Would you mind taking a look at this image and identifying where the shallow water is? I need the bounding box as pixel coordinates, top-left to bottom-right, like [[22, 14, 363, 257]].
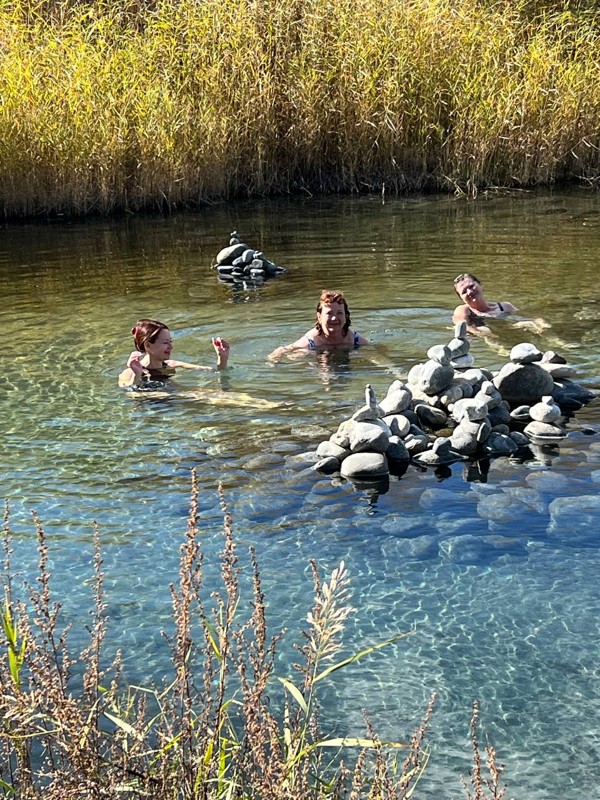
[[3, 189, 600, 797]]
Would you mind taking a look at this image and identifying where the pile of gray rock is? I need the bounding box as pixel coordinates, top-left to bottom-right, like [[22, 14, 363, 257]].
[[212, 231, 286, 287], [312, 322, 596, 481]]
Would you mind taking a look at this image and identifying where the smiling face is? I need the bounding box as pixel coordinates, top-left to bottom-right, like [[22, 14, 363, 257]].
[[317, 301, 347, 338], [454, 275, 484, 305], [144, 328, 173, 362]]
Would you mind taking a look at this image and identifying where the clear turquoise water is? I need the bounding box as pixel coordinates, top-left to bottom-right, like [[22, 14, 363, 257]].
[[3, 190, 600, 797]]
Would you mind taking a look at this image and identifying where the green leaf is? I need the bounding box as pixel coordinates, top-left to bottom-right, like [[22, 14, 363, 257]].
[[278, 677, 308, 714], [313, 630, 413, 684], [0, 778, 15, 794]]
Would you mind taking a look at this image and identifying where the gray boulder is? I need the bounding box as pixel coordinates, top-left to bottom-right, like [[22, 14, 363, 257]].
[[415, 361, 454, 395], [427, 344, 451, 365], [316, 441, 350, 460], [313, 457, 341, 474], [493, 362, 554, 405], [387, 435, 410, 461], [529, 397, 562, 423], [340, 452, 389, 479], [216, 243, 247, 264], [382, 414, 411, 438], [510, 343, 543, 364], [349, 421, 390, 453]]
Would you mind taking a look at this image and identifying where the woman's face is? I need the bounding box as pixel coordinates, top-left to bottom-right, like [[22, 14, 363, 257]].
[[455, 276, 483, 304], [145, 328, 173, 361], [317, 301, 347, 337]]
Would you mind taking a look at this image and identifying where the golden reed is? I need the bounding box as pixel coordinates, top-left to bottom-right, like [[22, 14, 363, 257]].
[[0, 0, 599, 216]]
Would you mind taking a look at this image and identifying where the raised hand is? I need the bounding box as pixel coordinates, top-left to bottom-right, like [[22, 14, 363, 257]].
[[127, 350, 145, 377], [212, 337, 230, 368]]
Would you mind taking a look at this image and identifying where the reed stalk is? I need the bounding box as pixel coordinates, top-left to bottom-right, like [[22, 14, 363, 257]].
[[0, 476, 443, 798], [0, 0, 599, 216]]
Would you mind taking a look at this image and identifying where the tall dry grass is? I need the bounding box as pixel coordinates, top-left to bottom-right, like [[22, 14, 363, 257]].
[[0, 0, 599, 215]]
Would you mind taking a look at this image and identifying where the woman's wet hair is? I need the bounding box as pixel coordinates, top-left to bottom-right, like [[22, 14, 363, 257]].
[[453, 273, 481, 295], [132, 319, 169, 353], [315, 290, 351, 335]]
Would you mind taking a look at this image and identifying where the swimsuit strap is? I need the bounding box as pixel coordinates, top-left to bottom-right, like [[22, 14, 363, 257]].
[[307, 338, 316, 350], [354, 331, 360, 348], [497, 302, 504, 312]]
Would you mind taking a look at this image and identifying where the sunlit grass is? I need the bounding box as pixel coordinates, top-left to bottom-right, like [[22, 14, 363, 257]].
[[0, 0, 599, 215]]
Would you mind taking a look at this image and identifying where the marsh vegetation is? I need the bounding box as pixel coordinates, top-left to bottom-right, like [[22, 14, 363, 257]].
[[1, 0, 599, 216]]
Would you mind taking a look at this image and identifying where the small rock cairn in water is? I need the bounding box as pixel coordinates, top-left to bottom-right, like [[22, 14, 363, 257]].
[[312, 322, 596, 480], [212, 231, 286, 287]]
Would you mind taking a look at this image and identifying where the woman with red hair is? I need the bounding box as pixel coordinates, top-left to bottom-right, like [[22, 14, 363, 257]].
[[118, 318, 229, 388], [268, 290, 369, 361]]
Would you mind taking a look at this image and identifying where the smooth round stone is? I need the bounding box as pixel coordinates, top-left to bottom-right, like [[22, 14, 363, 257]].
[[461, 367, 493, 386], [416, 361, 454, 395], [491, 424, 511, 436], [524, 420, 566, 438], [454, 321, 468, 338], [447, 337, 470, 358], [352, 403, 381, 422], [216, 243, 247, 264], [475, 418, 492, 443], [382, 413, 411, 438], [450, 354, 475, 369], [387, 435, 410, 461], [510, 342, 543, 364], [349, 422, 390, 453], [450, 424, 479, 455], [510, 405, 531, 421], [440, 384, 465, 406], [552, 380, 596, 409], [541, 362, 576, 379], [415, 403, 448, 429], [452, 397, 489, 422], [403, 433, 430, 455], [340, 452, 389, 479], [312, 457, 341, 474], [284, 451, 321, 466], [541, 350, 567, 365], [316, 441, 350, 460], [330, 419, 354, 448], [483, 432, 519, 455], [493, 363, 555, 405], [529, 400, 562, 423], [407, 363, 423, 383], [379, 389, 412, 415], [509, 431, 530, 447], [427, 344, 451, 365]]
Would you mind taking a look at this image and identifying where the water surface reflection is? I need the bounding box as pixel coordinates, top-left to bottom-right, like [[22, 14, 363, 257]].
[[2, 190, 600, 798]]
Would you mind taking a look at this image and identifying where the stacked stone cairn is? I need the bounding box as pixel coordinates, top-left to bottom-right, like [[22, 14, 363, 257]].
[[312, 322, 596, 481], [212, 231, 286, 287]]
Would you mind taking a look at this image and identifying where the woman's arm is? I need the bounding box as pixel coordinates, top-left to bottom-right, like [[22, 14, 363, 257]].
[[118, 351, 144, 387], [168, 338, 231, 371], [452, 305, 489, 336], [267, 333, 312, 361]]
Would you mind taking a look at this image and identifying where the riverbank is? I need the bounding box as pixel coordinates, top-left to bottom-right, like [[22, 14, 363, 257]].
[[0, 0, 599, 217]]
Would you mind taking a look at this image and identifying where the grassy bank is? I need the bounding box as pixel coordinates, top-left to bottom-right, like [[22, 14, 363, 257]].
[[0, 0, 599, 216], [0, 483, 510, 799]]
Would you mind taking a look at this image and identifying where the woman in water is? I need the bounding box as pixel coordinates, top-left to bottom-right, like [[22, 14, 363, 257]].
[[118, 318, 230, 388], [452, 272, 552, 341], [268, 289, 369, 360], [452, 273, 517, 335]]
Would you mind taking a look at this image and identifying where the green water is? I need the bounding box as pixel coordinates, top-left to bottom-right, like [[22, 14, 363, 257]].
[[3, 189, 600, 798]]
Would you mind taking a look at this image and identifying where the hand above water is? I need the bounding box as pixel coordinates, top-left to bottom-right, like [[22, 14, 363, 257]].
[[127, 350, 145, 377], [212, 337, 230, 368]]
